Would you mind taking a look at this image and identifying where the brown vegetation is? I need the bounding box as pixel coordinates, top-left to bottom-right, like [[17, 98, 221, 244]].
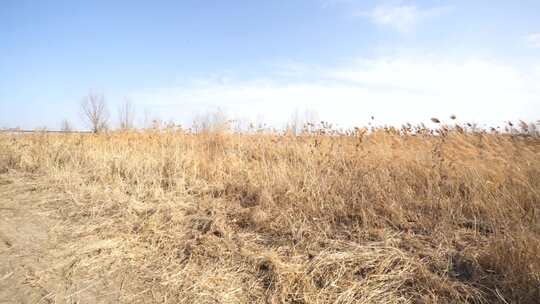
[[0, 125, 539, 303]]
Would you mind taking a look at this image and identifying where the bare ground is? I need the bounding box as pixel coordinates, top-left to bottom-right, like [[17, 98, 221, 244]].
[[0, 174, 121, 304]]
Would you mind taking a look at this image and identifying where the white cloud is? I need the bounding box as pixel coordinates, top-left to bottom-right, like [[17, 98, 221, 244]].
[[526, 33, 540, 48], [360, 3, 453, 33], [130, 56, 540, 128]]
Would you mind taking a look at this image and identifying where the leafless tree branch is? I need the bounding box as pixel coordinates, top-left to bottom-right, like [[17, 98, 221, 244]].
[[81, 92, 109, 133]]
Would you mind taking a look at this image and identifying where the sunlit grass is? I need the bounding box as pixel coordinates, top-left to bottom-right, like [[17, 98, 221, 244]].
[[1, 124, 539, 303]]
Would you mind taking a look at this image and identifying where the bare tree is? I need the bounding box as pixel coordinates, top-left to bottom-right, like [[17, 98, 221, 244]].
[[303, 109, 320, 133], [60, 119, 73, 132], [143, 108, 152, 129], [286, 108, 301, 135], [118, 99, 136, 130], [192, 108, 229, 133], [286, 108, 320, 135], [81, 92, 109, 133], [255, 113, 267, 132]]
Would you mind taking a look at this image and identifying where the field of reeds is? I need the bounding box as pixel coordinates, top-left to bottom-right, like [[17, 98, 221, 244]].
[[0, 124, 539, 303]]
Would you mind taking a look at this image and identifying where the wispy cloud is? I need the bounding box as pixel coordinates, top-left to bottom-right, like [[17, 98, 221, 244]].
[[130, 56, 539, 128], [526, 33, 540, 48], [359, 3, 454, 33]]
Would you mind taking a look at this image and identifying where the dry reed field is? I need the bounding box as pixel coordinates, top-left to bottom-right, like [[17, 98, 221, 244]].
[[0, 125, 539, 303]]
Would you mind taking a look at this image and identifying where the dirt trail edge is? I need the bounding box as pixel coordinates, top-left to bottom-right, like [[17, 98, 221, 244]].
[[0, 174, 119, 304]]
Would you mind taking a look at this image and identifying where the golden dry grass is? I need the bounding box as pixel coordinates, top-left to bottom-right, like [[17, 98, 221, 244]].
[[0, 126, 539, 303]]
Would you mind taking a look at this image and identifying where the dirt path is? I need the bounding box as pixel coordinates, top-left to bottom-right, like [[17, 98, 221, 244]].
[[0, 174, 56, 303], [0, 174, 120, 304]]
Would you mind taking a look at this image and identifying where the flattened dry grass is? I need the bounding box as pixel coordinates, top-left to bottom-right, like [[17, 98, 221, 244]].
[[1, 127, 539, 303]]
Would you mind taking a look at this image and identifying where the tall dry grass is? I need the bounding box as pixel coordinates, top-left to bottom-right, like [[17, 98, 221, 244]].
[[0, 125, 539, 303]]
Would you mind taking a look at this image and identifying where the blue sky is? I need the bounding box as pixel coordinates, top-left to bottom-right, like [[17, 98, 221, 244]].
[[1, 0, 539, 129]]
